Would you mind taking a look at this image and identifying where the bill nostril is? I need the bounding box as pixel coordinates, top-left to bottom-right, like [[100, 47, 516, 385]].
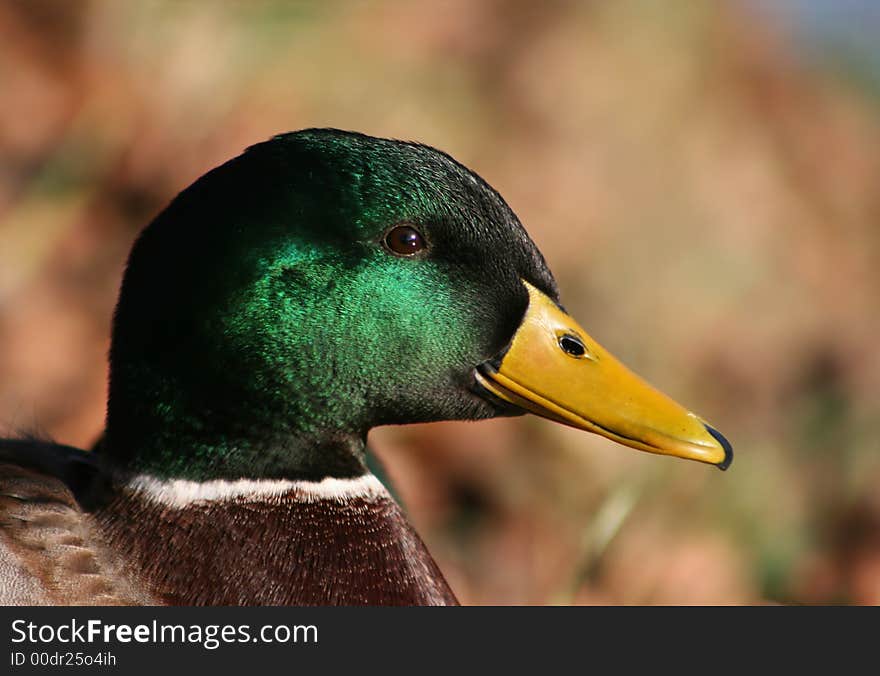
[[558, 334, 586, 358]]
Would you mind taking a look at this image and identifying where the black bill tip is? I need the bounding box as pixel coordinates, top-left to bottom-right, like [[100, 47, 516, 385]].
[[703, 424, 733, 471]]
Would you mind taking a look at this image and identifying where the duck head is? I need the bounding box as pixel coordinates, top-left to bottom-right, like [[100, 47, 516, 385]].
[[105, 129, 731, 482]]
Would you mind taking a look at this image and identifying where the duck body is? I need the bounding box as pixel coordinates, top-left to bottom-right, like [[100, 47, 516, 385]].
[[1, 440, 456, 605], [0, 129, 730, 605]]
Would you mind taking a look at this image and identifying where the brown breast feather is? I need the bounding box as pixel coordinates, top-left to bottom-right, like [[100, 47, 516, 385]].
[[95, 487, 460, 606], [0, 461, 459, 606]]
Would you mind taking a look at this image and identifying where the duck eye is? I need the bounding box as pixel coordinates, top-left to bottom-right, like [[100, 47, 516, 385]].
[[559, 334, 587, 358], [384, 225, 426, 256]]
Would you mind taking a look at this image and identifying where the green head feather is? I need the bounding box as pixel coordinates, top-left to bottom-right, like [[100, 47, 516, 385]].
[[106, 129, 557, 481]]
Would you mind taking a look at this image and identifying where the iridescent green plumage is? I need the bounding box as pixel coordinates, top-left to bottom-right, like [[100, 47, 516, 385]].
[[106, 129, 558, 481]]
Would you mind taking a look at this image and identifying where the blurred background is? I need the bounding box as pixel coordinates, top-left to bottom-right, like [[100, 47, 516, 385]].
[[1, 0, 879, 605]]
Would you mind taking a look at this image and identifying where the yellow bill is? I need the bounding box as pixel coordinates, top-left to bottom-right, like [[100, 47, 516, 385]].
[[475, 280, 732, 469]]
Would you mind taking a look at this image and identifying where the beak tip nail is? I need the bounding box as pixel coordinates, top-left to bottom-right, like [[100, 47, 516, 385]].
[[703, 423, 733, 471]]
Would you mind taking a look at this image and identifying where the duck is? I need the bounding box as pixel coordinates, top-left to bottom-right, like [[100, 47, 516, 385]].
[[0, 129, 732, 606]]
